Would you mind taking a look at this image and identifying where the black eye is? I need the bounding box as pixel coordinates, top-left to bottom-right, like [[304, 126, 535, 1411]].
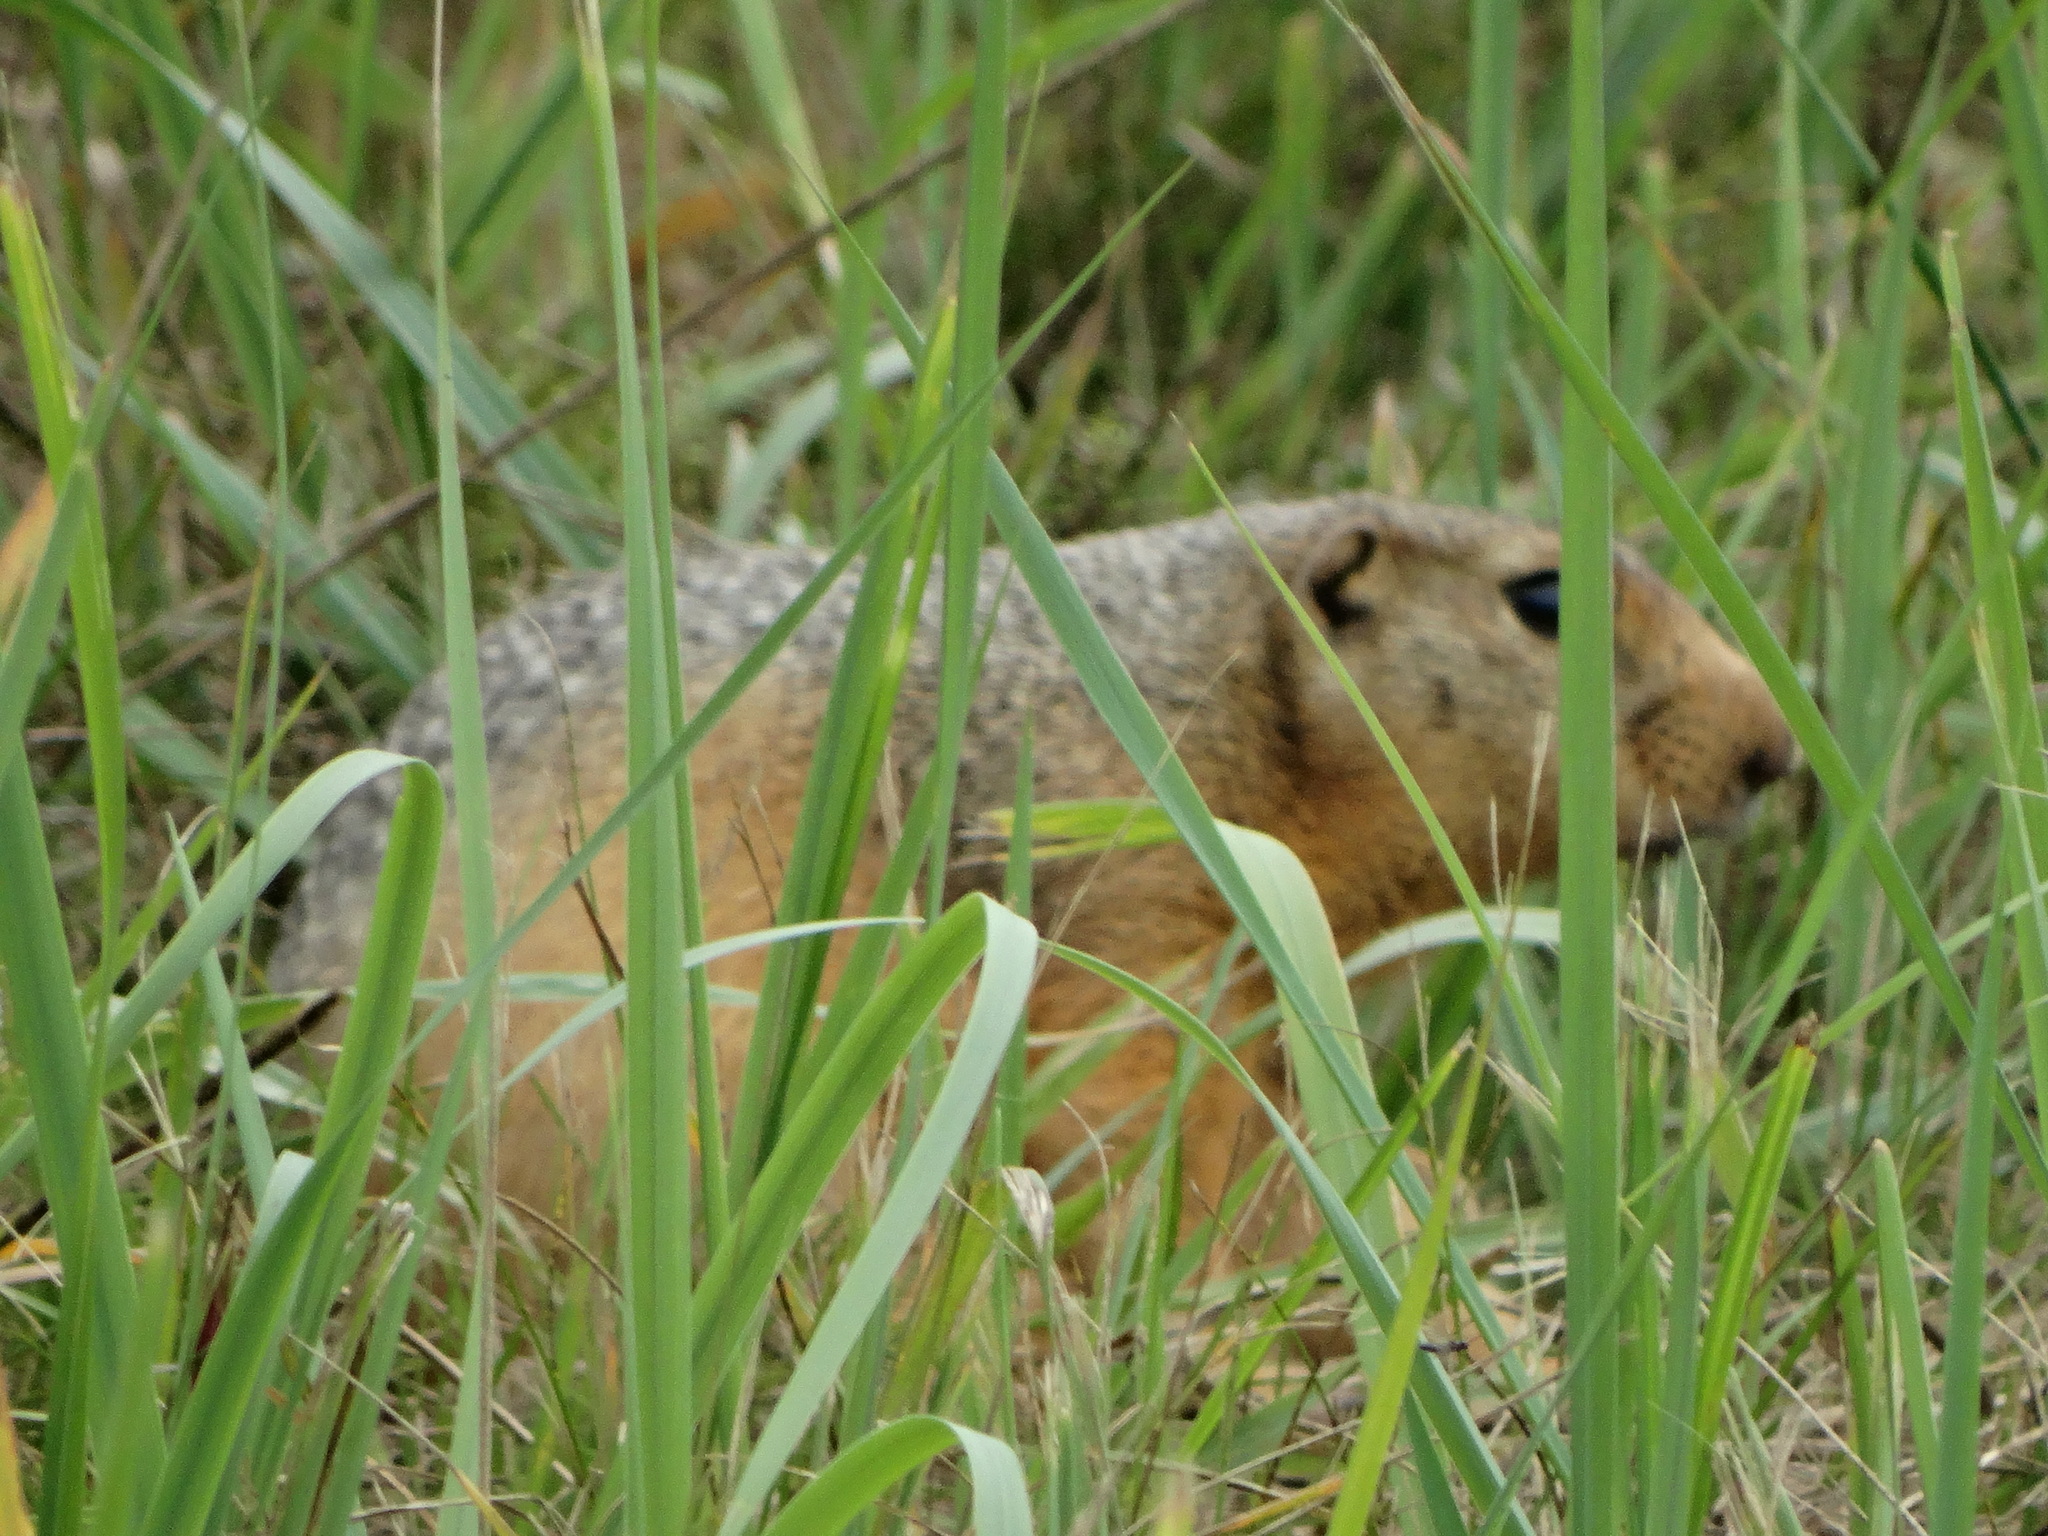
[[1502, 570, 1560, 639]]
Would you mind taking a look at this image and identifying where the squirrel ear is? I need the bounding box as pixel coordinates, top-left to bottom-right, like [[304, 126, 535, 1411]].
[[1303, 527, 1379, 628]]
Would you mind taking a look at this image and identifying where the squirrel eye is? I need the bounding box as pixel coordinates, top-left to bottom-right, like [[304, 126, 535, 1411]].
[[1502, 570, 1561, 639]]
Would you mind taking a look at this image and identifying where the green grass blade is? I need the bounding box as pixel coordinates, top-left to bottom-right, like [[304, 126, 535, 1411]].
[[1926, 880, 2002, 1536], [1615, 149, 1671, 422], [1468, 0, 1520, 503], [296, 779, 472, 1536], [1979, 0, 2048, 388], [754, 1416, 1031, 1536], [0, 739, 158, 1474], [571, 4, 695, 1532], [636, 0, 724, 1270], [1644, 1043, 1711, 1536], [0, 174, 95, 752], [92, 1206, 175, 1536], [338, 0, 381, 205], [1829, 147, 1921, 1018], [1928, 230, 2026, 1522], [1943, 234, 2048, 1126], [1828, 1205, 1891, 1536], [1870, 1142, 1939, 1481], [40, 1145, 99, 1536], [925, 0, 1011, 916], [724, 0, 835, 231], [424, 7, 504, 1526], [1684, 1042, 1815, 1533], [1557, 0, 1622, 1524], [1328, 1011, 1496, 1535], [693, 899, 988, 1402], [1270, 13, 1328, 327], [171, 843, 275, 1202], [57, 490, 122, 1013], [0, 163, 128, 1012], [300, 759, 443, 1257], [716, 897, 1034, 1536], [1771, 0, 1812, 379], [446, 0, 632, 270], [135, 1139, 352, 1536], [219, 0, 301, 951], [1213, 821, 1395, 1234], [427, 0, 501, 1083]]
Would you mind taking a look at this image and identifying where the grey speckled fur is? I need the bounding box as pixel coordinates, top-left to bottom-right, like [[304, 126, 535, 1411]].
[[268, 495, 1418, 989]]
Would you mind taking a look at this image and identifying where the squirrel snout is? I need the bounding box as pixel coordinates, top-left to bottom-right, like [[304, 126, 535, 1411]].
[[1728, 675, 1795, 801], [1739, 734, 1792, 793], [1637, 635, 1796, 834]]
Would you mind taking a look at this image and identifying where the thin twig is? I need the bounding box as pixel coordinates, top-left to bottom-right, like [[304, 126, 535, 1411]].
[[1, 992, 342, 1239]]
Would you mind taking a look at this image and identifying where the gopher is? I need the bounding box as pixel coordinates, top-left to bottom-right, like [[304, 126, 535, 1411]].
[[272, 492, 1791, 1259]]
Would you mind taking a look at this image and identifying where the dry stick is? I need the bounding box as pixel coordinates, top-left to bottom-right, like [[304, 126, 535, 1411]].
[[2, 993, 345, 1239], [125, 0, 1222, 664]]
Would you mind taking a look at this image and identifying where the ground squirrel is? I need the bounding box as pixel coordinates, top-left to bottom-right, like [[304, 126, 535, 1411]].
[[272, 492, 1792, 1258]]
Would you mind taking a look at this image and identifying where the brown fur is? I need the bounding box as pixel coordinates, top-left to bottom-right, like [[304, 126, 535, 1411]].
[[271, 493, 1791, 1262]]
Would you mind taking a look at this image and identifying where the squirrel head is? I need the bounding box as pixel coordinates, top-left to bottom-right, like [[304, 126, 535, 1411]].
[[1278, 497, 1794, 881]]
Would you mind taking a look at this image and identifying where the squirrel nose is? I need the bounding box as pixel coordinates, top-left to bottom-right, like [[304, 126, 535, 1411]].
[[1738, 727, 1794, 793]]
